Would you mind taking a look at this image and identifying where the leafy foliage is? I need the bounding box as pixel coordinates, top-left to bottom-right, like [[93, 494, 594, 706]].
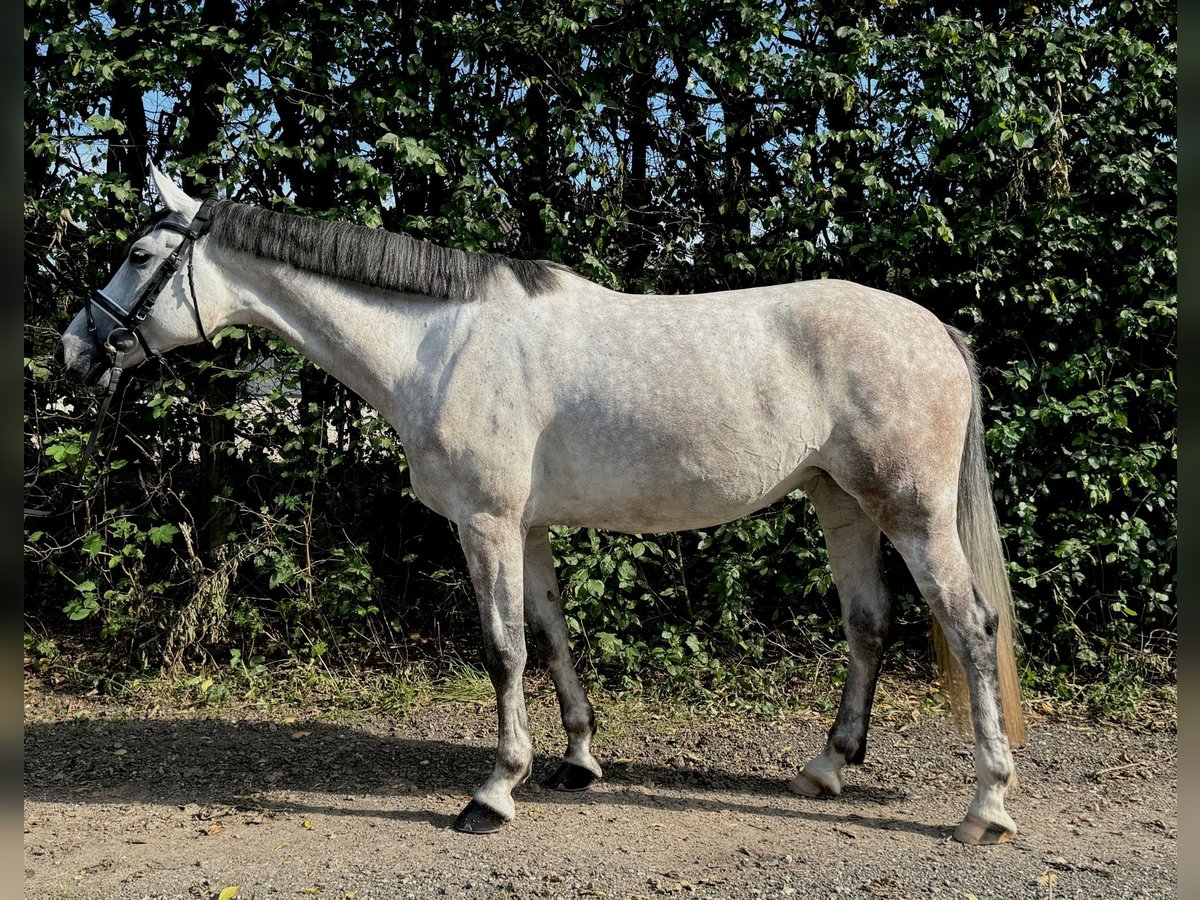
[[25, 1, 1175, 695]]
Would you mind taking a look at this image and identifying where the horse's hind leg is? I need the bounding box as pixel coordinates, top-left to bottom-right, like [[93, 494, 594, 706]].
[[888, 521, 1017, 843], [790, 472, 892, 799], [523, 526, 603, 790]]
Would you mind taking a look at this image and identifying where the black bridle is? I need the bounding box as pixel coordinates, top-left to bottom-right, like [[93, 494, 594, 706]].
[[25, 199, 220, 518], [86, 198, 218, 362], [74, 198, 218, 479]]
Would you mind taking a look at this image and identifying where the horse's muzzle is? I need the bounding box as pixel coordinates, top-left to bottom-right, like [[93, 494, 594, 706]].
[[56, 332, 111, 387]]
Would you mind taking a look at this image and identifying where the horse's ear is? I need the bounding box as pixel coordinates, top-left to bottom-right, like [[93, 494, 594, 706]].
[[148, 162, 202, 219]]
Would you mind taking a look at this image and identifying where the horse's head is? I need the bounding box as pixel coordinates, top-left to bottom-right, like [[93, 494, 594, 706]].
[[57, 165, 215, 387]]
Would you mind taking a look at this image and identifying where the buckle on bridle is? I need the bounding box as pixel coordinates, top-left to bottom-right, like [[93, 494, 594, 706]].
[[105, 327, 139, 355]]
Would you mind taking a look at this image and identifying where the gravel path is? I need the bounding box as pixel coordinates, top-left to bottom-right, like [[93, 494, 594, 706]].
[[24, 678, 1176, 899]]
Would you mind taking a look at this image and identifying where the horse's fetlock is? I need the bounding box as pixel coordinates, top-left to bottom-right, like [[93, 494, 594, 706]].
[[989, 763, 1014, 787], [563, 710, 593, 739], [829, 738, 865, 765], [497, 746, 532, 779], [847, 738, 867, 765]]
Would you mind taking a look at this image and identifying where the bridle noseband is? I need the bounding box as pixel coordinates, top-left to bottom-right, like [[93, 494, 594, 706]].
[[86, 198, 218, 362]]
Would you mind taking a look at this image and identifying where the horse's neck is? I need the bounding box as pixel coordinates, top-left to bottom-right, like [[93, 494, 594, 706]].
[[217, 251, 464, 437]]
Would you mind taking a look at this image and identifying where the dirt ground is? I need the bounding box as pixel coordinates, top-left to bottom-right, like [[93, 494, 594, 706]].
[[24, 675, 1176, 899]]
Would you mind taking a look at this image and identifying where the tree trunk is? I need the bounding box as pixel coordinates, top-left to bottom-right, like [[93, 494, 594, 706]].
[[714, 13, 755, 288], [102, 0, 151, 194], [177, 0, 240, 559], [622, 65, 657, 289]]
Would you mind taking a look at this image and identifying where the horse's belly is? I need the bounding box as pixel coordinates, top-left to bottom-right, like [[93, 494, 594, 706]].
[[532, 430, 821, 532], [546, 494, 800, 534]]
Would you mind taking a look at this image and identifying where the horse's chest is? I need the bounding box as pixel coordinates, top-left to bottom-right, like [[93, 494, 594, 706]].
[[402, 416, 540, 522]]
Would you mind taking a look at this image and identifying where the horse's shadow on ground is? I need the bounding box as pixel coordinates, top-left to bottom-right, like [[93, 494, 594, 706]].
[[24, 716, 949, 840]]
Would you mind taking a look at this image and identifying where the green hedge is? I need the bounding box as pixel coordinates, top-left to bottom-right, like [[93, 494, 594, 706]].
[[24, 1, 1175, 693]]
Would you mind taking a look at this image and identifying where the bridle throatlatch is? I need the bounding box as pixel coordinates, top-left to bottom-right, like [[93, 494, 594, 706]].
[[75, 198, 218, 480]]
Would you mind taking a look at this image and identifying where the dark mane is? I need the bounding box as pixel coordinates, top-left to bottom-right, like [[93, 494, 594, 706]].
[[206, 200, 565, 301]]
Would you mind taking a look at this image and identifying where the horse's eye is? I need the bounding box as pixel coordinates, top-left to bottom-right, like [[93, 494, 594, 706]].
[[129, 249, 151, 265]]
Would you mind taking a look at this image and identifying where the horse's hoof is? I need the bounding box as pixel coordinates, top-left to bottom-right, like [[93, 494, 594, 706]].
[[953, 812, 1016, 845], [454, 799, 510, 834], [546, 761, 598, 792], [788, 769, 835, 798]]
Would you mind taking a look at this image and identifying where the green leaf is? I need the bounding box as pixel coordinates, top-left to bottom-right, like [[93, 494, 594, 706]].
[[148, 524, 180, 546]]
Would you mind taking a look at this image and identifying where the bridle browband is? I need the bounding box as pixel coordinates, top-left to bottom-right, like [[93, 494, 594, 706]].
[[73, 198, 218, 480]]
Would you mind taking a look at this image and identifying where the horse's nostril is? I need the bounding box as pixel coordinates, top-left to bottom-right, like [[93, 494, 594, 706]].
[[53, 341, 65, 368]]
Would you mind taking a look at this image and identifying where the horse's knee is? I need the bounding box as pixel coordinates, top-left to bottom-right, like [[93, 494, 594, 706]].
[[481, 636, 526, 684]]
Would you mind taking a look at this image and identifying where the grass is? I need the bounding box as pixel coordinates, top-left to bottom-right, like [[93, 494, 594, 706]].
[[430, 662, 496, 705], [23, 630, 1176, 732]]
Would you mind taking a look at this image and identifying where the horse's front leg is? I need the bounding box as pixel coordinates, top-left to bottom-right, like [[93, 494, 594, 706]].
[[454, 512, 533, 834], [523, 526, 603, 791]]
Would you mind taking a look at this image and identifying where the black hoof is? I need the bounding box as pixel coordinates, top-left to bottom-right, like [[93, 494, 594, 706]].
[[546, 761, 598, 792], [454, 799, 509, 834]]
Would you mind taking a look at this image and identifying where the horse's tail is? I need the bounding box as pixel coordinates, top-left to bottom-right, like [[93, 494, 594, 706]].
[[934, 326, 1027, 747]]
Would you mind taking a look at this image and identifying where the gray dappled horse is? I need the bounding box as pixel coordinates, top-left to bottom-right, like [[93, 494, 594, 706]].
[[58, 166, 1026, 844]]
